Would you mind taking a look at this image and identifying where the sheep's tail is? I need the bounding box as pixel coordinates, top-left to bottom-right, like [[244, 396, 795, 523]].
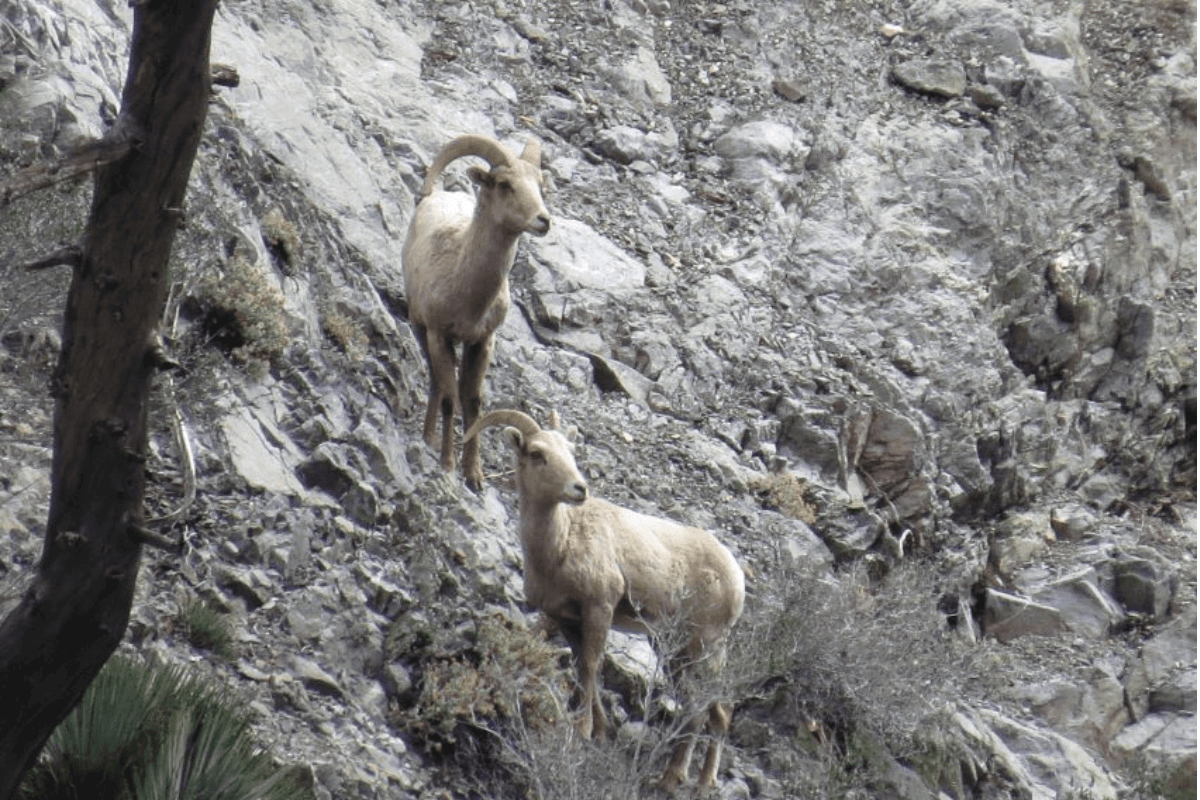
[[421, 134, 515, 197], [463, 409, 541, 443]]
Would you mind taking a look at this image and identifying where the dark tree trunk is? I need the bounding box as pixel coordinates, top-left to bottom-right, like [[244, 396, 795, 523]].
[[0, 2, 218, 795]]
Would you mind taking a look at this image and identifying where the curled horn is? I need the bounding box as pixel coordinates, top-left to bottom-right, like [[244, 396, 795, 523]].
[[519, 137, 542, 167], [463, 409, 541, 444], [421, 134, 516, 197]]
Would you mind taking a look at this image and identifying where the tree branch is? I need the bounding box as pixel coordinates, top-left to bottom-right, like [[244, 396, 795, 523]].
[[0, 117, 141, 208], [127, 524, 182, 554], [19, 244, 83, 272]]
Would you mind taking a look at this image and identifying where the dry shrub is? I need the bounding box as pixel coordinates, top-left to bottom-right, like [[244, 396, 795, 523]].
[[260, 208, 302, 266], [751, 472, 818, 523], [726, 559, 968, 790], [401, 613, 569, 755], [196, 256, 289, 369], [320, 306, 368, 361]]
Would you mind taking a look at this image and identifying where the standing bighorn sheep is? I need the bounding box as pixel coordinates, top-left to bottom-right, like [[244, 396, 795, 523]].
[[402, 134, 550, 489], [465, 409, 746, 791]]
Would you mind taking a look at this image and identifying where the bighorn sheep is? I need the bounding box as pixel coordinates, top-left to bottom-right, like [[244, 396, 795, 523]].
[[465, 410, 746, 791], [402, 134, 550, 489]]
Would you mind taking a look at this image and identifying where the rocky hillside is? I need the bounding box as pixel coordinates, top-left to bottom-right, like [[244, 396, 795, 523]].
[[0, 0, 1195, 798]]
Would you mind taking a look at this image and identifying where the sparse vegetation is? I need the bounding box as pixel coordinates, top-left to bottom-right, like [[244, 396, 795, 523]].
[[737, 561, 963, 744], [1125, 752, 1199, 800], [399, 560, 972, 800], [724, 560, 971, 795]]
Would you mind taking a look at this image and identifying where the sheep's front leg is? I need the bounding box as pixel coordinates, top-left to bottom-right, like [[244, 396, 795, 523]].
[[424, 331, 459, 471], [411, 325, 437, 445], [560, 605, 612, 739], [458, 335, 493, 490]]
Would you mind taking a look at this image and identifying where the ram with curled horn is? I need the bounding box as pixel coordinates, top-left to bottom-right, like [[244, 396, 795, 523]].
[[464, 409, 746, 792], [401, 134, 550, 489]]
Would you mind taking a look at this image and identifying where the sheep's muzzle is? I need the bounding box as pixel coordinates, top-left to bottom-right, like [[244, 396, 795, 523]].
[[563, 480, 587, 505]]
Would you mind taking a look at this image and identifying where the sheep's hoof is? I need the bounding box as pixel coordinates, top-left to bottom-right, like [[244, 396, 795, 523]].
[[654, 771, 685, 795], [572, 710, 601, 740]]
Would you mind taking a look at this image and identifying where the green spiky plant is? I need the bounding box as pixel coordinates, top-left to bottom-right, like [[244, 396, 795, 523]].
[[179, 598, 235, 660], [20, 654, 308, 800]]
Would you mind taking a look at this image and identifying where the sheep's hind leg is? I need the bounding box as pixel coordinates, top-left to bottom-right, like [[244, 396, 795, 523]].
[[658, 648, 720, 792], [696, 700, 732, 789], [458, 336, 493, 490], [658, 711, 701, 792]]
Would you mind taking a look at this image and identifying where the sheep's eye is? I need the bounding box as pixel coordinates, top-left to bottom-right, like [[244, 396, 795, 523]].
[[529, 449, 546, 465], [497, 179, 513, 193]]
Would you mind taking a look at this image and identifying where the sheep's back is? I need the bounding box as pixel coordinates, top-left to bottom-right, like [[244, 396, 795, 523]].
[[588, 500, 743, 630]]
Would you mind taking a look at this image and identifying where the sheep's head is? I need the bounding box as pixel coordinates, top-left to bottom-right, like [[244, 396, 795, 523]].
[[422, 135, 550, 237], [464, 410, 586, 505]]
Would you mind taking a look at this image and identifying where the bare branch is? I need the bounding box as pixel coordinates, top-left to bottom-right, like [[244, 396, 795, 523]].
[[0, 117, 142, 208], [19, 244, 83, 272], [127, 524, 182, 554]]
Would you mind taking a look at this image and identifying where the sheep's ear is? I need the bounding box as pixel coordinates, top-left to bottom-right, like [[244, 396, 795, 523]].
[[502, 426, 525, 453], [468, 164, 493, 187]]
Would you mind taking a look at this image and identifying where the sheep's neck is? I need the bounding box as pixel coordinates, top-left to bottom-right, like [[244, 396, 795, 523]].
[[518, 497, 573, 570], [458, 215, 520, 317]]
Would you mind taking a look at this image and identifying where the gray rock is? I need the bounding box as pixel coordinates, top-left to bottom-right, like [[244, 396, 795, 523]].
[[292, 655, 345, 699], [609, 45, 673, 109], [1049, 505, 1097, 541], [1111, 712, 1197, 778], [1124, 612, 1197, 720], [977, 708, 1119, 800], [593, 123, 678, 166], [1013, 665, 1130, 757], [1112, 555, 1173, 619], [990, 510, 1053, 578], [984, 589, 1068, 643], [1033, 568, 1126, 638], [892, 59, 968, 98]]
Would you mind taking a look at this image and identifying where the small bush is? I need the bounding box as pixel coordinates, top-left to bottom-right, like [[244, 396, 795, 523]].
[[260, 208, 302, 266], [400, 613, 569, 754], [751, 472, 818, 523], [458, 607, 742, 800], [196, 255, 289, 368], [1125, 752, 1198, 800], [179, 598, 235, 659], [321, 306, 368, 361], [19, 654, 308, 800], [726, 560, 967, 792]]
